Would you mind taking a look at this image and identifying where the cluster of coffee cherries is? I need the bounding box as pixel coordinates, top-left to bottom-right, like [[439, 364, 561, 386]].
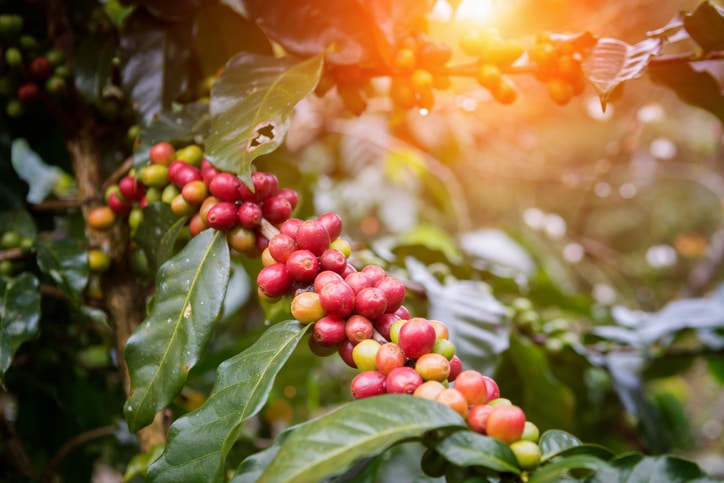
[[530, 32, 590, 106], [460, 27, 524, 105], [254, 208, 542, 471], [0, 14, 69, 118], [87, 142, 297, 257]]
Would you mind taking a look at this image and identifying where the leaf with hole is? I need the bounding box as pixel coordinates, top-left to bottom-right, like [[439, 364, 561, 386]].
[[205, 53, 323, 180], [147, 320, 308, 482], [124, 230, 230, 432]]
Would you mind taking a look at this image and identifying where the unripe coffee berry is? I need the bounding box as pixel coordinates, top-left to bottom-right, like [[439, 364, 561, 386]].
[[452, 370, 488, 405], [150, 142, 176, 165], [226, 226, 256, 252], [291, 291, 325, 325], [413, 380, 446, 401], [375, 342, 406, 376], [414, 353, 450, 382], [352, 338, 381, 371], [434, 388, 468, 418]]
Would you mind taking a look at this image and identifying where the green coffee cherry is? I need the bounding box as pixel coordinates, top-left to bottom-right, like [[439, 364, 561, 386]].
[[5, 47, 23, 67]]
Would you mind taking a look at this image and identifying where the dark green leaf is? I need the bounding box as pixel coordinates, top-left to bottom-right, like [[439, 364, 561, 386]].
[[584, 453, 717, 483], [648, 62, 724, 125], [683, 1, 724, 52], [74, 33, 117, 105], [194, 3, 271, 80], [123, 444, 164, 482], [433, 430, 520, 474], [241, 0, 435, 65], [546, 444, 615, 463], [137, 0, 202, 22], [36, 238, 89, 306], [582, 38, 663, 104], [406, 257, 509, 374], [120, 8, 195, 123], [539, 430, 582, 461], [707, 355, 724, 383], [147, 320, 308, 482], [0, 207, 36, 238], [258, 395, 467, 483], [133, 103, 210, 169], [124, 230, 230, 432], [0, 273, 40, 382], [132, 203, 186, 272], [506, 335, 577, 432], [232, 424, 296, 482], [529, 455, 610, 483], [205, 53, 323, 179]]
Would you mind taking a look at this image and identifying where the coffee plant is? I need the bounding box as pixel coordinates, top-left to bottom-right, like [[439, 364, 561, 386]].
[[1, 0, 723, 481]]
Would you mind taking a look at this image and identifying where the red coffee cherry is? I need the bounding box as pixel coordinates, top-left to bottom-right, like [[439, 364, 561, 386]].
[[107, 192, 132, 217], [453, 370, 488, 405], [257, 263, 293, 298], [373, 313, 400, 341], [435, 388, 469, 418], [485, 405, 526, 444], [189, 212, 208, 236], [375, 342, 406, 376], [28, 57, 52, 81], [337, 340, 357, 368], [238, 202, 263, 228], [374, 276, 406, 313], [285, 249, 320, 283], [200, 158, 219, 185], [398, 317, 436, 359], [167, 160, 186, 186], [150, 142, 176, 166], [251, 171, 279, 201], [319, 248, 347, 274], [345, 314, 374, 345], [280, 217, 303, 238], [318, 212, 343, 240], [296, 219, 331, 256], [172, 164, 202, 188], [482, 375, 500, 400], [361, 265, 386, 285], [313, 316, 347, 346], [395, 305, 411, 320], [448, 355, 463, 382], [206, 201, 238, 230], [345, 271, 372, 294], [209, 172, 242, 202], [312, 270, 344, 292], [467, 404, 494, 434], [119, 175, 146, 201], [386, 366, 423, 395], [268, 233, 298, 263], [354, 287, 388, 320], [261, 195, 293, 225], [319, 280, 355, 318], [350, 371, 386, 399], [17, 83, 40, 103], [276, 188, 299, 209]]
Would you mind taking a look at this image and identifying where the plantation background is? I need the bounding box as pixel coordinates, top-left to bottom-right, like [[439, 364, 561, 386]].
[[0, 0, 723, 481]]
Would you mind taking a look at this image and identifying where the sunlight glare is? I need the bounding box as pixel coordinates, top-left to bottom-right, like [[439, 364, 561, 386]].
[[455, 0, 495, 22]]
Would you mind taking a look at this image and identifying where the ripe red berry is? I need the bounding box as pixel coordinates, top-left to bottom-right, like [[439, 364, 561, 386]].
[[107, 192, 132, 217], [280, 218, 303, 238], [167, 160, 186, 186], [200, 159, 219, 185], [312, 316, 347, 346], [119, 175, 146, 201], [398, 317, 436, 359], [251, 171, 278, 201], [350, 371, 386, 399], [209, 172, 242, 202], [257, 263, 293, 298], [313, 270, 344, 292], [395, 305, 411, 320], [452, 370, 488, 405], [150, 142, 176, 166], [172, 164, 202, 188], [345, 314, 374, 345], [345, 271, 372, 294], [238, 202, 263, 228], [28, 57, 52, 81], [189, 212, 208, 236], [206, 201, 238, 230], [485, 405, 526, 444], [375, 342, 406, 376], [448, 355, 463, 382], [285, 249, 319, 282], [375, 276, 406, 313], [318, 212, 343, 240], [386, 366, 423, 395], [17, 83, 40, 103], [319, 280, 355, 318], [268, 233, 298, 263], [337, 340, 357, 368], [296, 219, 331, 256], [319, 248, 347, 274], [276, 188, 299, 209], [483, 375, 500, 400], [361, 265, 386, 285], [467, 404, 494, 434], [354, 287, 388, 320], [261, 195, 293, 225]]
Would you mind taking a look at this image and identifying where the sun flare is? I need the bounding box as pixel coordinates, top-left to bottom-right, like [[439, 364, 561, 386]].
[[455, 0, 496, 22]]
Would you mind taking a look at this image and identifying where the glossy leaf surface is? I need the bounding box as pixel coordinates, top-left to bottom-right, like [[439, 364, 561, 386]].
[[0, 273, 40, 382]]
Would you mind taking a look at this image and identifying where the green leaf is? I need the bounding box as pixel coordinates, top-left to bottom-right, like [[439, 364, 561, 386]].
[[539, 430, 582, 461], [0, 207, 37, 238], [529, 455, 610, 483], [74, 33, 117, 105], [124, 230, 230, 432], [648, 62, 724, 125], [506, 335, 577, 432], [0, 273, 40, 382], [584, 453, 717, 483], [683, 1, 724, 53], [232, 425, 295, 482], [582, 38, 663, 105], [546, 444, 615, 463], [258, 395, 467, 483], [123, 444, 164, 482], [205, 53, 323, 179], [133, 103, 210, 170], [132, 203, 187, 273], [36, 238, 89, 306], [433, 430, 520, 474], [147, 320, 309, 483], [120, 8, 195, 123]]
